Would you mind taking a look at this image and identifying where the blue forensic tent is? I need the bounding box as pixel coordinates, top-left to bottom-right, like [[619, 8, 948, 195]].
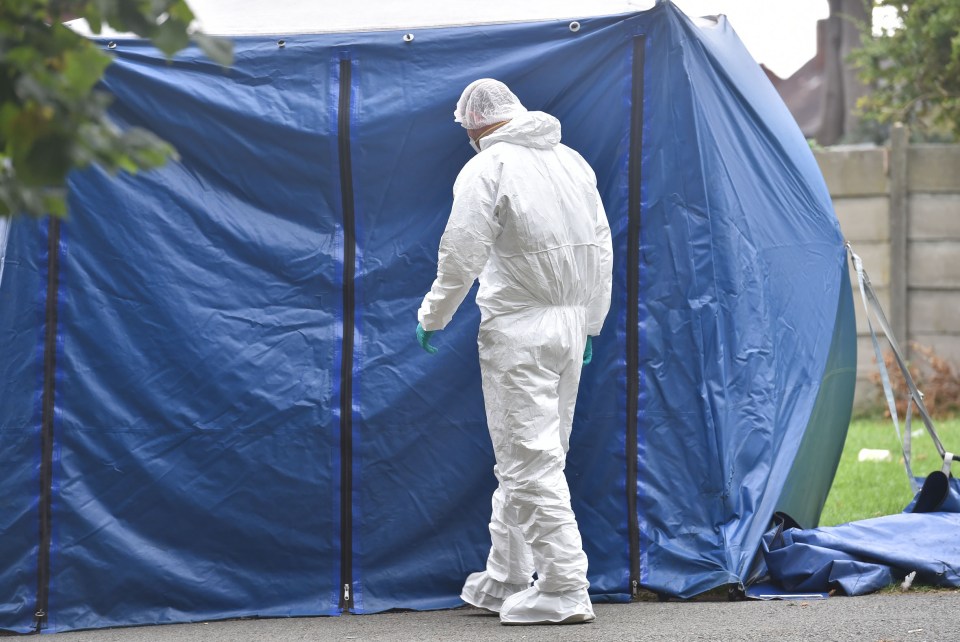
[[0, 0, 856, 633]]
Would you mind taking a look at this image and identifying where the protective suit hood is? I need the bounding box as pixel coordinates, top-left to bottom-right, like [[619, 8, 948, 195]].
[[480, 111, 561, 151]]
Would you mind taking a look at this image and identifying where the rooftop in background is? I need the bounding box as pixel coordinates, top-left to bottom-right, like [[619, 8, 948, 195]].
[[760, 19, 830, 139], [673, 0, 829, 77]]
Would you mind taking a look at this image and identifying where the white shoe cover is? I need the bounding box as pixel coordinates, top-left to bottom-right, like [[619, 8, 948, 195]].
[[460, 571, 530, 613], [499, 585, 596, 625]]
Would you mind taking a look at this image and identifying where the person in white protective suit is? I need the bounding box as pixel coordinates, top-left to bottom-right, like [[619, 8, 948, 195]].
[[415, 79, 613, 625]]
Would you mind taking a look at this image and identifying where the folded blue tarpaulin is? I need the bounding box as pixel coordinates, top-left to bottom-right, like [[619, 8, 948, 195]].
[[763, 472, 960, 596]]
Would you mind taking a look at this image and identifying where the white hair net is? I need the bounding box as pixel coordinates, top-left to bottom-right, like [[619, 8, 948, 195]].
[[454, 79, 527, 130]]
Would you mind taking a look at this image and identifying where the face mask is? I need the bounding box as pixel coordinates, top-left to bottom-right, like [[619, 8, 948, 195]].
[[469, 138, 481, 154]]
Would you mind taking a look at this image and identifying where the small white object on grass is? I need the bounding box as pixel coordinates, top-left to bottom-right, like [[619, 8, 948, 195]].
[[857, 448, 892, 462], [901, 571, 917, 591]]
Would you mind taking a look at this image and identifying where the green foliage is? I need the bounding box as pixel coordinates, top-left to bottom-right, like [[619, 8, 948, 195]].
[[853, 0, 960, 141], [0, 0, 232, 218]]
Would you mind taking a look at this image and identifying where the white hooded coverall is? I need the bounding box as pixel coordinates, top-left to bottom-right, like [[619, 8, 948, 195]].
[[417, 109, 613, 623]]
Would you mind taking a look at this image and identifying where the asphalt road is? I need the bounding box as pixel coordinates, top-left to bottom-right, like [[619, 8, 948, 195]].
[[48, 590, 960, 642]]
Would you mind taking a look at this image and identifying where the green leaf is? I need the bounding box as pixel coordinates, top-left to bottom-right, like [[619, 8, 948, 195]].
[[122, 126, 178, 166], [19, 131, 73, 186], [4, 45, 43, 69], [192, 32, 233, 66], [166, 0, 196, 24], [7, 102, 52, 158], [855, 0, 960, 139], [42, 190, 68, 218], [0, 102, 21, 139], [151, 18, 191, 57], [61, 45, 113, 97], [115, 154, 138, 173], [0, 0, 235, 219]]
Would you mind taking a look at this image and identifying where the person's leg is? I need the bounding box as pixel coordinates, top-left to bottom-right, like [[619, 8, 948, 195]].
[[557, 334, 586, 456], [461, 322, 538, 612], [497, 327, 593, 624], [460, 483, 534, 612], [477, 311, 593, 623], [485, 483, 536, 583]]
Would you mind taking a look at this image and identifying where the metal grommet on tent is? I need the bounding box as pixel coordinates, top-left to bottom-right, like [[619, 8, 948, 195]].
[[277, 39, 286, 48], [107, 41, 117, 49], [403, 33, 415, 43], [569, 21, 581, 33]]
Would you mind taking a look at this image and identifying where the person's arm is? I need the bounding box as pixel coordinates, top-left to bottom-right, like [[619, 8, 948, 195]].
[[586, 191, 613, 336], [418, 159, 502, 331]]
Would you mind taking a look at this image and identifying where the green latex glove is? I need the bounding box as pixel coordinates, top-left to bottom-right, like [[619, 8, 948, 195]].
[[583, 336, 593, 365], [416, 322, 438, 355]]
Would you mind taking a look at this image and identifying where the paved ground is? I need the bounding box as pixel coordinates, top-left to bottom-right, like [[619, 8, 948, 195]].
[[46, 590, 960, 642]]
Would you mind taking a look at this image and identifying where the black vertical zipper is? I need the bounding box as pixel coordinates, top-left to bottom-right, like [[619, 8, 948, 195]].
[[337, 57, 357, 611], [626, 36, 645, 597], [35, 216, 62, 631]]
